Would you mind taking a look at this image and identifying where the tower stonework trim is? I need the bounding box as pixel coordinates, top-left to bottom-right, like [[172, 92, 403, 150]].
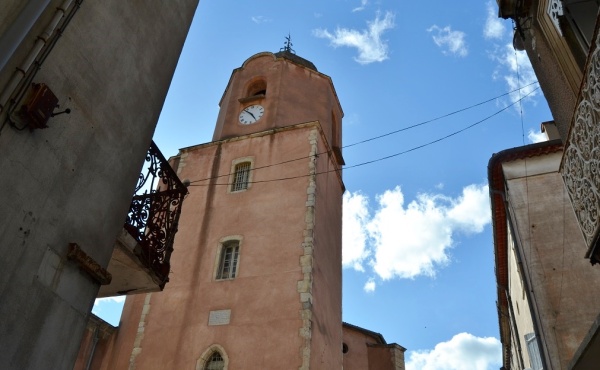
[[129, 293, 152, 370], [298, 128, 319, 369]]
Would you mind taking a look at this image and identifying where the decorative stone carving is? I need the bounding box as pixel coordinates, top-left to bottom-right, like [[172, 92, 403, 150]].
[[547, 0, 564, 35], [562, 22, 600, 263]]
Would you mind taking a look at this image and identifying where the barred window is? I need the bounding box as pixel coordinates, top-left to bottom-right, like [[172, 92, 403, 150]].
[[217, 241, 240, 280], [204, 351, 224, 370], [231, 162, 251, 192]]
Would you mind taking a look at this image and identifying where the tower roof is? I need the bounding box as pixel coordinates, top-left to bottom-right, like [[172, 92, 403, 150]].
[[273, 50, 318, 72], [274, 34, 318, 71]]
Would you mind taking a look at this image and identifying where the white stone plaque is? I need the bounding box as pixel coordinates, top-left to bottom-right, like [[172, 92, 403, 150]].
[[208, 309, 231, 326]]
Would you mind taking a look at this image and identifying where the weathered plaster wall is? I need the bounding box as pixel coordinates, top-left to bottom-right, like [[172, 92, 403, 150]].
[[342, 325, 405, 370], [518, 0, 580, 141], [106, 50, 346, 369], [309, 130, 344, 369], [507, 228, 536, 369], [0, 1, 198, 369], [73, 316, 118, 370], [116, 126, 322, 369], [111, 123, 345, 370], [342, 327, 373, 369], [367, 345, 405, 370], [503, 154, 600, 368]]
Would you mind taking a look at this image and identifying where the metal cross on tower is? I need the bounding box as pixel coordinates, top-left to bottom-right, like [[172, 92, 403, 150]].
[[280, 33, 295, 54]]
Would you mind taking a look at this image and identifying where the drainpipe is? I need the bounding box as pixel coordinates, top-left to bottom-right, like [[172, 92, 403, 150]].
[[85, 326, 99, 370], [0, 0, 74, 114], [0, 0, 51, 73]]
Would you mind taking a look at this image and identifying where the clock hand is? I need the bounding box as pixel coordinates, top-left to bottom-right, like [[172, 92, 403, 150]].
[[244, 108, 256, 120]]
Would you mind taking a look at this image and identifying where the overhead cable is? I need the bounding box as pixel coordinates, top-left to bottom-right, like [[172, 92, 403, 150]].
[[189, 86, 540, 187], [188, 82, 539, 185]]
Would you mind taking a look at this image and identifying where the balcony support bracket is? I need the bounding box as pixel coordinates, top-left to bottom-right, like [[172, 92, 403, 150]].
[[67, 243, 112, 285]]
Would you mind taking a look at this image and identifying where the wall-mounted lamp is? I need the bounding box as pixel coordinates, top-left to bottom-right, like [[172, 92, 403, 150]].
[[19, 83, 69, 130]]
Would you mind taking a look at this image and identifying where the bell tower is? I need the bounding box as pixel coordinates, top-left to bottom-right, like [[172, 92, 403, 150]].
[[111, 48, 345, 369], [212, 49, 344, 166]]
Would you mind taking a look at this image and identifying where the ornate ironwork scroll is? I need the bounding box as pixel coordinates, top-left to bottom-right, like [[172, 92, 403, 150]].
[[547, 0, 564, 36], [562, 16, 600, 264], [125, 141, 188, 286]]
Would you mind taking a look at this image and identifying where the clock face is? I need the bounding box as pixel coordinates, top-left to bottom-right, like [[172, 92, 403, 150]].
[[239, 104, 264, 124]]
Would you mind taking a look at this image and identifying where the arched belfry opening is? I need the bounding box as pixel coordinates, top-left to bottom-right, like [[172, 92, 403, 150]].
[[245, 78, 266, 98]]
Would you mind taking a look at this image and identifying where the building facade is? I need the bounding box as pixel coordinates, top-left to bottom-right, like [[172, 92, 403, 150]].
[[0, 1, 196, 369], [489, 135, 600, 369], [113, 50, 345, 370], [81, 50, 405, 370], [342, 323, 406, 370], [492, 1, 600, 368]]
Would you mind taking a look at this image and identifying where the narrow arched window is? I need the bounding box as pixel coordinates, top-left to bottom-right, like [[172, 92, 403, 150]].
[[204, 351, 224, 370], [196, 345, 228, 370]]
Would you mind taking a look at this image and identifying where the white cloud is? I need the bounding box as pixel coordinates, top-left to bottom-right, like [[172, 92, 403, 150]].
[[406, 333, 502, 370], [251, 16, 271, 24], [92, 297, 126, 326], [364, 278, 376, 292], [92, 295, 125, 314], [353, 0, 368, 12], [495, 43, 538, 104], [446, 184, 491, 234], [313, 11, 395, 64], [345, 112, 361, 126], [367, 187, 451, 280], [483, 4, 539, 107], [427, 25, 468, 57], [484, 1, 506, 40], [528, 128, 548, 143], [343, 191, 370, 271], [93, 296, 125, 309], [343, 184, 491, 289]]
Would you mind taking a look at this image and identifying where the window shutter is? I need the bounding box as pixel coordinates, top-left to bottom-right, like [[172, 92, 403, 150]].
[[525, 332, 543, 370]]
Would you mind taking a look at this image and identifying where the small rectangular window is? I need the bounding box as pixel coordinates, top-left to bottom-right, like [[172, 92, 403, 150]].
[[231, 162, 251, 192], [217, 242, 240, 280]]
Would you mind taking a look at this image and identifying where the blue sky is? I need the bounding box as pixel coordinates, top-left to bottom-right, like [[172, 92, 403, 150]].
[[94, 1, 552, 368]]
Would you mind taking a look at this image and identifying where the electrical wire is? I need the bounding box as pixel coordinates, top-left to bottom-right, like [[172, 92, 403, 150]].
[[511, 40, 553, 369], [344, 80, 539, 149], [189, 86, 540, 187], [189, 81, 539, 185]]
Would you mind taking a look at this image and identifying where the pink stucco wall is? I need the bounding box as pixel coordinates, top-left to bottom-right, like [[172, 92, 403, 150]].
[[342, 324, 405, 370], [213, 52, 343, 150], [310, 135, 344, 369], [104, 52, 346, 369]]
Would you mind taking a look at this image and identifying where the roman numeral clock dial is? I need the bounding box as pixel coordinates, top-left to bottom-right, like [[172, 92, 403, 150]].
[[239, 104, 264, 124]]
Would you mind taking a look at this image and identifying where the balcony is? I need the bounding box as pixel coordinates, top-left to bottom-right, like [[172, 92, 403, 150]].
[[97, 141, 187, 297]]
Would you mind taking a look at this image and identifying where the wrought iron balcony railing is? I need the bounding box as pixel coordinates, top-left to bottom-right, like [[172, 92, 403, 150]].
[[561, 15, 600, 265], [124, 140, 188, 287]]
